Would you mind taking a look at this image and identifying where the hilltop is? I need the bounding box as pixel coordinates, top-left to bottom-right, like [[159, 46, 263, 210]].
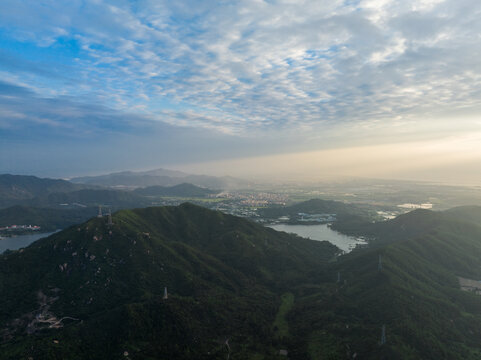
[[0, 203, 338, 359], [289, 206, 481, 359], [3, 204, 481, 358]]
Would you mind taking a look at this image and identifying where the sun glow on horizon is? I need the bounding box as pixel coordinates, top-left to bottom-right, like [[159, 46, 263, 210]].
[[177, 132, 481, 185]]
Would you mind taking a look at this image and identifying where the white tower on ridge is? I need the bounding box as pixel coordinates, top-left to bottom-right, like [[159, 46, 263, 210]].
[[107, 208, 113, 226], [380, 324, 386, 345]]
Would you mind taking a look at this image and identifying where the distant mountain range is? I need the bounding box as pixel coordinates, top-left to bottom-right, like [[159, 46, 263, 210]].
[[0, 175, 221, 230], [133, 183, 219, 197], [0, 174, 84, 208], [70, 168, 248, 189]]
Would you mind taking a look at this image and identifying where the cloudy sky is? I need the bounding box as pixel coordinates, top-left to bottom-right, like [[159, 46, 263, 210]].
[[1, 0, 481, 183]]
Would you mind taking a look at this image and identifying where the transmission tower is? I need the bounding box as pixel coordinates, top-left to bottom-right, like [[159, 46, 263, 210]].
[[107, 208, 113, 226], [380, 324, 386, 345]]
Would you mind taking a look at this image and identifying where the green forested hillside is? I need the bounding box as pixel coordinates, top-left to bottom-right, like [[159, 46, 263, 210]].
[[0, 203, 337, 359], [3, 204, 481, 359], [0, 206, 98, 232], [444, 205, 481, 226], [288, 207, 481, 359]]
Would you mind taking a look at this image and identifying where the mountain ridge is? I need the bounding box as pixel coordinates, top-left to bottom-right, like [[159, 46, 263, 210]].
[[133, 183, 218, 197], [0, 203, 338, 359], [70, 168, 248, 189]]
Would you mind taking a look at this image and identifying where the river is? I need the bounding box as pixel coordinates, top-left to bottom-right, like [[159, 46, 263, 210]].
[[268, 223, 367, 252], [0, 231, 58, 254]]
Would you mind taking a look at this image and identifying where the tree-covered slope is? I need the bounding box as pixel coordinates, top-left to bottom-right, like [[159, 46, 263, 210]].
[[0, 205, 98, 232], [288, 209, 481, 359], [0, 203, 338, 359], [4, 204, 481, 359], [444, 205, 481, 226]]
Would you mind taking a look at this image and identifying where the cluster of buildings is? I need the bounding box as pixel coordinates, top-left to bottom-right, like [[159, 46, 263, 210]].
[[212, 191, 288, 207], [296, 213, 337, 222], [0, 224, 41, 232]]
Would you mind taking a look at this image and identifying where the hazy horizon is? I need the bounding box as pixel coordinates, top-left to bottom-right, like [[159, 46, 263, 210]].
[[1, 1, 481, 185]]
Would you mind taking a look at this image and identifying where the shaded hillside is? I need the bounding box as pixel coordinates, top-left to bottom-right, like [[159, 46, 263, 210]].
[[134, 183, 218, 197], [288, 209, 481, 359], [444, 206, 481, 226], [332, 209, 448, 244], [0, 175, 83, 209], [0, 203, 338, 359], [4, 204, 481, 359], [332, 206, 481, 245], [0, 206, 98, 232]]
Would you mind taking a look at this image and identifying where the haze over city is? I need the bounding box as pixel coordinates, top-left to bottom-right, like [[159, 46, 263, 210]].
[[1, 0, 481, 184]]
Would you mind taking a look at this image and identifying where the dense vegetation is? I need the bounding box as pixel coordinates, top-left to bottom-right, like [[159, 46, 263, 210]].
[[0, 203, 337, 359], [0, 206, 98, 232], [288, 207, 481, 359], [3, 202, 481, 359]]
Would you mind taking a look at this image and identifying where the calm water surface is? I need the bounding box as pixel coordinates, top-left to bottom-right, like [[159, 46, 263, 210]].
[[0, 232, 57, 254], [268, 224, 366, 252]]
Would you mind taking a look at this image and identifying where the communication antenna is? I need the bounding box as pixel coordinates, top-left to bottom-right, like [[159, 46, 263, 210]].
[[97, 205, 103, 218], [163, 287, 168, 300]]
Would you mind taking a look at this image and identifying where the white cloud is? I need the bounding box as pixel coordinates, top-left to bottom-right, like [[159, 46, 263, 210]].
[[1, 0, 481, 137]]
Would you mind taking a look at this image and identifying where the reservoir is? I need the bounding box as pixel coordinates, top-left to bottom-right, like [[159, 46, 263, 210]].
[[0, 231, 57, 254], [268, 223, 367, 252]]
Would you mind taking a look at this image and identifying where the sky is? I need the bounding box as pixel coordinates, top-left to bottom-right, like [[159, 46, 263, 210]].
[[1, 0, 481, 184]]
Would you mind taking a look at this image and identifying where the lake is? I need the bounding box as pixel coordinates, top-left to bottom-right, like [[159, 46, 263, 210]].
[[0, 231, 58, 254], [268, 223, 367, 252]]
